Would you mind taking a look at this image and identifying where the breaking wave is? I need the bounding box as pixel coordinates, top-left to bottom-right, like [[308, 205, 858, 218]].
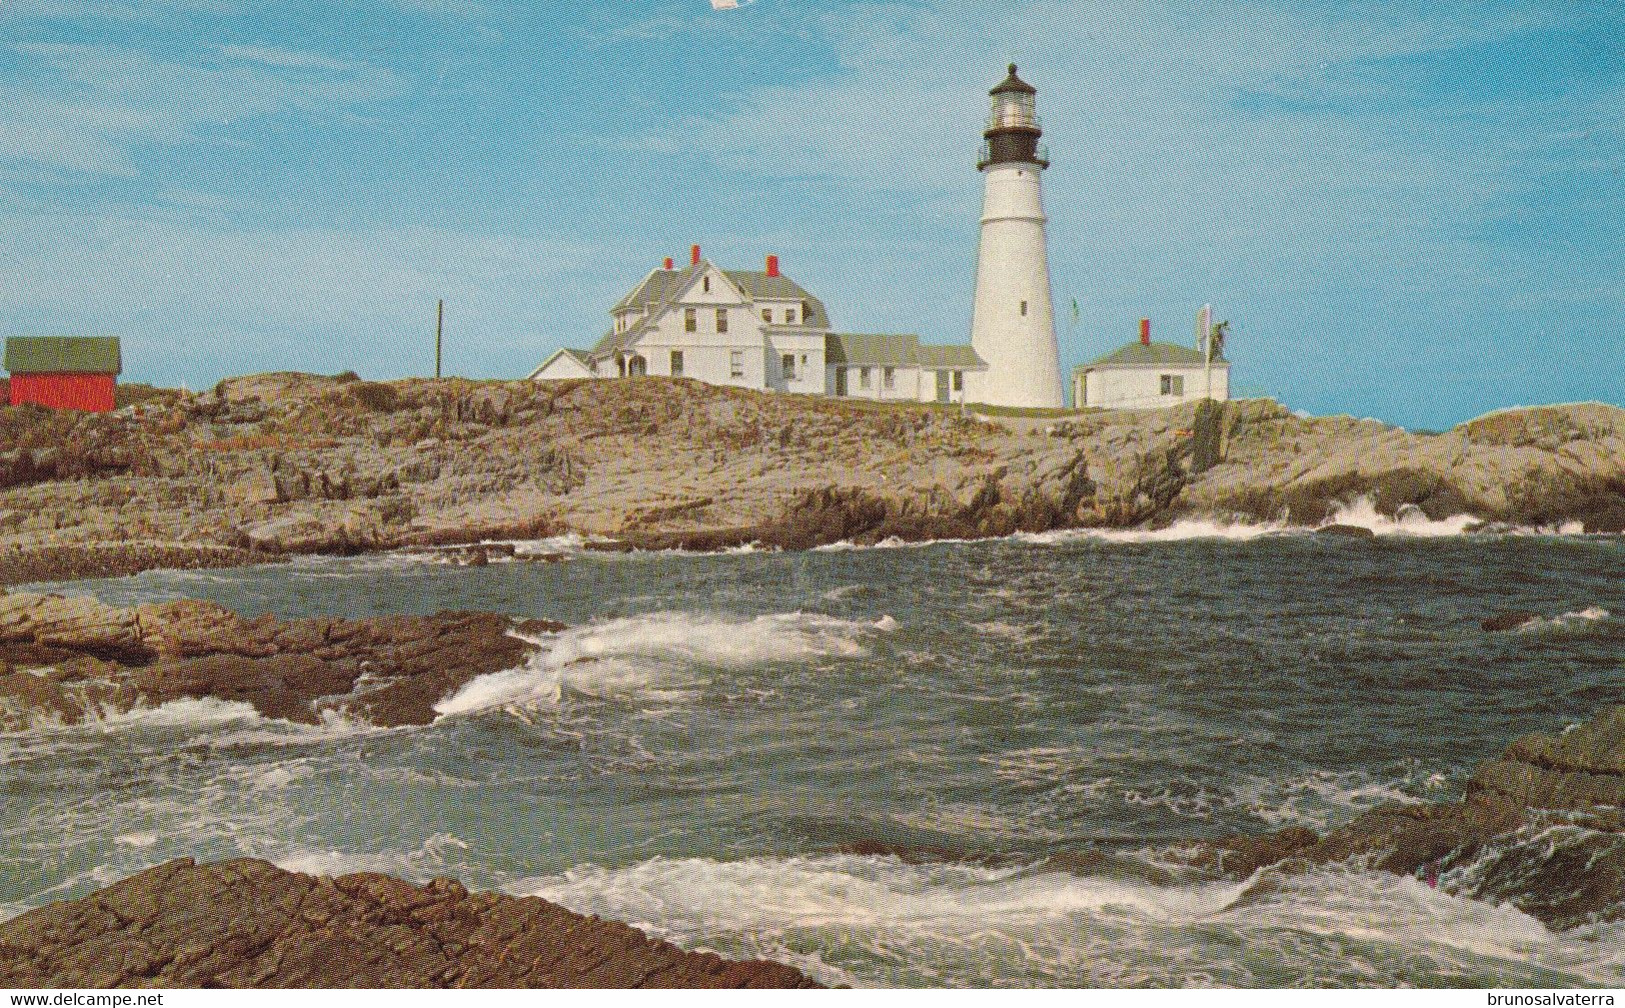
[[1515, 607, 1611, 634], [435, 611, 893, 716], [519, 853, 1625, 987]]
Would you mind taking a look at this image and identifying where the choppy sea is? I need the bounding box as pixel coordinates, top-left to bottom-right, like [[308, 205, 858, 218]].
[[3, 502, 1622, 987]]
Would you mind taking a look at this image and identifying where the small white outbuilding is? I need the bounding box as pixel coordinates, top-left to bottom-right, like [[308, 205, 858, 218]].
[[1071, 338, 1229, 410]]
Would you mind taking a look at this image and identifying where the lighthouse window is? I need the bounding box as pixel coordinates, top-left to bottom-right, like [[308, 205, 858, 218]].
[[684, 308, 697, 333], [1020, 300, 1028, 316], [716, 308, 728, 333]]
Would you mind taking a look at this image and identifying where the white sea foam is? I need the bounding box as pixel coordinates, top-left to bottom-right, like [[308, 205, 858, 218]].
[[435, 611, 892, 717], [518, 854, 1625, 987], [1236, 767, 1434, 831], [1516, 606, 1612, 634], [1317, 497, 1481, 537], [18, 696, 391, 749]]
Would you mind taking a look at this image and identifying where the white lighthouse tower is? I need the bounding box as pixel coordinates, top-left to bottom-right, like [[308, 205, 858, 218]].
[[966, 65, 1063, 409]]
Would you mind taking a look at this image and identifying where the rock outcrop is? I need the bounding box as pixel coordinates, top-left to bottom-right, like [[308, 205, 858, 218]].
[[0, 591, 554, 728], [1200, 705, 1625, 930], [0, 858, 817, 988], [0, 376, 1619, 584]]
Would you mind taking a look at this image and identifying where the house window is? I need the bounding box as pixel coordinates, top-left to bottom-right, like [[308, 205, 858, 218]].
[[782, 354, 796, 381], [730, 350, 744, 379], [762, 309, 772, 323], [1020, 300, 1028, 316], [1160, 374, 1184, 396], [684, 308, 697, 332], [670, 350, 684, 377], [951, 371, 963, 393], [702, 275, 711, 293], [716, 308, 728, 333], [785, 308, 797, 325], [883, 367, 895, 390], [859, 367, 871, 389]]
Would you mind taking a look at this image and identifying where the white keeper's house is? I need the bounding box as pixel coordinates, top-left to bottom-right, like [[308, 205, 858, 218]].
[[528, 246, 987, 403], [1071, 321, 1230, 410]]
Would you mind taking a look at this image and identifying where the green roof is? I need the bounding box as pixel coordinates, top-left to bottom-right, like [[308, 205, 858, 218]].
[[611, 266, 694, 313], [915, 343, 984, 368], [826, 333, 984, 369], [4, 337, 122, 375], [723, 270, 830, 327], [1076, 341, 1226, 371]]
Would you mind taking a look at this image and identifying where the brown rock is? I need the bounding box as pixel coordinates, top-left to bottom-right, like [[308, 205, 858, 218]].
[[0, 593, 544, 729], [0, 858, 820, 988], [1481, 611, 1541, 632], [1315, 523, 1375, 539]]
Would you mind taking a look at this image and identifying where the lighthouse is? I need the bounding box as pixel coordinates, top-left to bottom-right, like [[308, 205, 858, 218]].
[[966, 65, 1063, 409]]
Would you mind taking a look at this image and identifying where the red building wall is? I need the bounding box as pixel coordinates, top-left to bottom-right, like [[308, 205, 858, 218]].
[[9, 373, 116, 412]]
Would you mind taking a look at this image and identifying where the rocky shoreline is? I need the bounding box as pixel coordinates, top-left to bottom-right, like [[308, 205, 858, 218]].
[[1197, 703, 1625, 931], [0, 858, 818, 988], [0, 375, 1619, 586], [0, 590, 557, 730]]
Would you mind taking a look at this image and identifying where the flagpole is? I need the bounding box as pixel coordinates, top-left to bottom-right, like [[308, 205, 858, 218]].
[[1202, 303, 1212, 402]]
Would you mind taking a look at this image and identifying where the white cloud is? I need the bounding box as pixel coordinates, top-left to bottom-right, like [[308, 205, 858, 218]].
[[0, 42, 398, 177]]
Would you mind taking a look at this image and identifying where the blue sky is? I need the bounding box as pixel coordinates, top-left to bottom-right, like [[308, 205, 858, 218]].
[[1, 0, 1619, 427]]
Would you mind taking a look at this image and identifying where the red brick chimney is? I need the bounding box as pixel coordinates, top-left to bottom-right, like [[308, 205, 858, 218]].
[[766, 254, 779, 278], [1140, 319, 1151, 345], [691, 244, 702, 266], [663, 257, 674, 270]]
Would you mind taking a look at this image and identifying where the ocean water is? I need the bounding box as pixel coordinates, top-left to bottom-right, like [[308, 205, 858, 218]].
[[2, 519, 1622, 987]]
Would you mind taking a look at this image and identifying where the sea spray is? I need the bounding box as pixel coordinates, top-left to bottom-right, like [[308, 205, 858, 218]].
[[520, 853, 1624, 987], [436, 610, 893, 716]]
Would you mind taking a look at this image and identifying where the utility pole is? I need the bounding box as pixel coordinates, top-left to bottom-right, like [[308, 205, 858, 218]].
[[435, 299, 444, 380]]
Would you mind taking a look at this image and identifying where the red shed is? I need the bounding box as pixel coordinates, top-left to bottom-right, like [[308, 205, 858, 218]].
[[4, 337, 122, 412]]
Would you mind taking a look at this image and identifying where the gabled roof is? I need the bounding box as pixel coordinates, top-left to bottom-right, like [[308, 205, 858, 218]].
[[723, 271, 830, 328], [526, 347, 593, 380], [1076, 341, 1227, 371], [4, 336, 122, 375], [826, 333, 985, 370], [612, 266, 697, 313]]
